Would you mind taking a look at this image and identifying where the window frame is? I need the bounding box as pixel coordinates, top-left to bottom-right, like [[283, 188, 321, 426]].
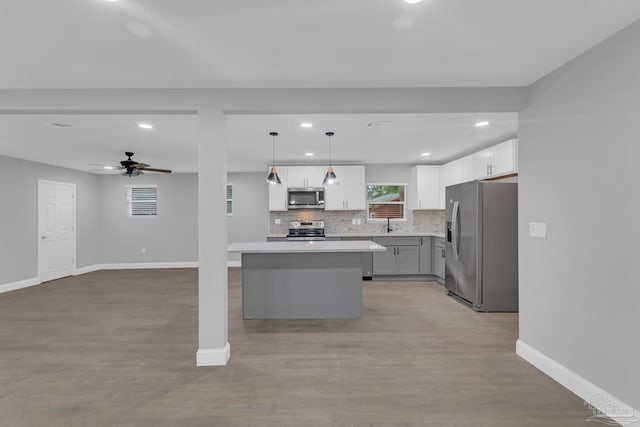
[[366, 182, 408, 222], [125, 184, 158, 217], [226, 184, 233, 217]]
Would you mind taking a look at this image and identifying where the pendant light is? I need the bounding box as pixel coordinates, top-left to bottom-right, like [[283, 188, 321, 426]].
[[266, 131, 282, 185], [323, 131, 338, 185]]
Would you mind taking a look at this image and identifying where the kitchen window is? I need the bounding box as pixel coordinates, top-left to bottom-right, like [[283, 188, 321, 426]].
[[226, 184, 233, 216], [126, 185, 157, 217], [367, 184, 407, 221]]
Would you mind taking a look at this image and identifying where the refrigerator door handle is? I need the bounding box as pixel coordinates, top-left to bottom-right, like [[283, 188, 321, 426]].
[[452, 201, 460, 260]]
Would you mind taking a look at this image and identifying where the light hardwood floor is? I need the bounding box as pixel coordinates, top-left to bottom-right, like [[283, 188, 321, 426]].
[[0, 268, 610, 426]]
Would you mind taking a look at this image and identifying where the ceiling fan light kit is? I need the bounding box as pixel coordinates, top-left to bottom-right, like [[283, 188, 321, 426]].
[[267, 132, 282, 185]]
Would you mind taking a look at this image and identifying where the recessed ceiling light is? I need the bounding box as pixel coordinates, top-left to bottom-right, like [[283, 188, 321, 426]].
[[305, 152, 314, 157], [421, 152, 431, 157], [403, 0, 423, 3], [300, 123, 313, 128], [475, 121, 490, 127], [105, 0, 119, 2], [103, 166, 114, 170], [138, 123, 153, 129]]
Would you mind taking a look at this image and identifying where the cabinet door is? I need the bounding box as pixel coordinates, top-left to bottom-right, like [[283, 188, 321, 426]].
[[419, 237, 432, 274], [306, 166, 328, 188], [474, 149, 494, 179], [396, 246, 420, 274], [287, 166, 325, 188], [491, 140, 516, 176], [434, 244, 445, 279], [461, 155, 476, 183], [324, 165, 345, 210], [268, 166, 288, 211], [343, 166, 366, 210], [413, 166, 440, 210], [286, 166, 307, 188], [373, 249, 396, 275]]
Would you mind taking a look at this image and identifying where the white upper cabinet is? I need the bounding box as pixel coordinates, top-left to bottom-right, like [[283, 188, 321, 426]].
[[474, 139, 517, 179], [324, 165, 366, 211], [343, 166, 366, 210], [268, 166, 288, 211], [410, 165, 441, 210], [287, 166, 326, 188], [460, 154, 476, 183]]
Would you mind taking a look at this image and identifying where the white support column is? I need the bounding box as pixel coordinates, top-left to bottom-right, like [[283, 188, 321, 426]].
[[196, 109, 230, 366]]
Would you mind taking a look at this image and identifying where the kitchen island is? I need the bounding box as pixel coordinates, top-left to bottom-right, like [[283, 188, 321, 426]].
[[227, 241, 386, 319]]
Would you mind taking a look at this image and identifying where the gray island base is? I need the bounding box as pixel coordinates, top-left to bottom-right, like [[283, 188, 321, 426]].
[[227, 241, 386, 319]]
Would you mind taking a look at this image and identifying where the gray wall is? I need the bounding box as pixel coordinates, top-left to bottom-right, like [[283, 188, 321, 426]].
[[227, 172, 269, 262], [99, 173, 198, 264], [519, 22, 640, 409], [0, 155, 101, 284]]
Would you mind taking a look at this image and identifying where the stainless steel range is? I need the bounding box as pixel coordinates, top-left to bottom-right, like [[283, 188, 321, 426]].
[[286, 221, 326, 241]]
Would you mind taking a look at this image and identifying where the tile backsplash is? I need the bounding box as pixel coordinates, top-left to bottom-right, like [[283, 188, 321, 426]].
[[269, 209, 445, 235]]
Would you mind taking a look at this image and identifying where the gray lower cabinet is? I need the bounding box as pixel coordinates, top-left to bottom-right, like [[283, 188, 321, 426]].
[[419, 236, 432, 274], [373, 237, 420, 275], [434, 238, 445, 279]]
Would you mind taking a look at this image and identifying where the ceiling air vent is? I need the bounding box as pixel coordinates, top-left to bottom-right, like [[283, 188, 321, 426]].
[[48, 122, 74, 128]]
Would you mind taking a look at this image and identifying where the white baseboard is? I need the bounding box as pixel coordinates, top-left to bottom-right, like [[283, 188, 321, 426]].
[[227, 260, 241, 267], [0, 277, 41, 294], [516, 339, 639, 426], [99, 262, 198, 270], [196, 342, 231, 366], [74, 265, 101, 275]]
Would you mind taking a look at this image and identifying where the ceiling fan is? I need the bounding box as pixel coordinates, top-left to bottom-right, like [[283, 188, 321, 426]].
[[91, 152, 172, 176]]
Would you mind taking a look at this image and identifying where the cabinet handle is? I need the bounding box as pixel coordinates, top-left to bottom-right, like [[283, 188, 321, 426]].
[[346, 200, 348, 209], [442, 249, 445, 258], [486, 165, 489, 175]]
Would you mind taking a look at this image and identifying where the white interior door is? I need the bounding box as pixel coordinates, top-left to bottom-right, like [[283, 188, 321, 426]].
[[38, 180, 76, 282]]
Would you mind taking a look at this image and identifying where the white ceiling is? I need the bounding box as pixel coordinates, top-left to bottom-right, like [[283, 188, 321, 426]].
[[0, 112, 517, 173], [226, 113, 518, 171], [0, 1, 635, 172], [1, 0, 639, 88]]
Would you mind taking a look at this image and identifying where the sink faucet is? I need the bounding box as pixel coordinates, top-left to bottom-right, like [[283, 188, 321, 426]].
[[386, 217, 392, 233]]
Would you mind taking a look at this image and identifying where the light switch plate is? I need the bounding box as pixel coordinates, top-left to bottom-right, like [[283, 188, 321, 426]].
[[274, 218, 281, 225], [356, 218, 361, 225], [529, 222, 547, 238], [351, 219, 357, 225]]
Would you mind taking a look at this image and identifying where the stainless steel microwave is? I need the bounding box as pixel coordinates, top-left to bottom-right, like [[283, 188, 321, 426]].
[[287, 188, 325, 209]]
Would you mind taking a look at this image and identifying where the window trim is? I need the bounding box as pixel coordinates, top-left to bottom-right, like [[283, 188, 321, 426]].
[[126, 184, 158, 217], [366, 182, 408, 222]]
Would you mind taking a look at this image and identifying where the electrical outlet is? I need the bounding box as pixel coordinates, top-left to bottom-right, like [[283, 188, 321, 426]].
[[356, 218, 361, 225], [141, 247, 147, 254], [351, 218, 357, 225], [274, 218, 281, 225]]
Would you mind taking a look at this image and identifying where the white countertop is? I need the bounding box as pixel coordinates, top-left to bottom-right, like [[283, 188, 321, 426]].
[[266, 232, 445, 239], [228, 240, 387, 254]]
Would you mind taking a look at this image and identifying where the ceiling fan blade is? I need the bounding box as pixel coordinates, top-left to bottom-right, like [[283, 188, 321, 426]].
[[131, 162, 150, 169], [141, 167, 172, 173], [89, 163, 124, 170]]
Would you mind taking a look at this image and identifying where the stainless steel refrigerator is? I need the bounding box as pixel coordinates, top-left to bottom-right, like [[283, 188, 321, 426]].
[[445, 181, 518, 312]]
